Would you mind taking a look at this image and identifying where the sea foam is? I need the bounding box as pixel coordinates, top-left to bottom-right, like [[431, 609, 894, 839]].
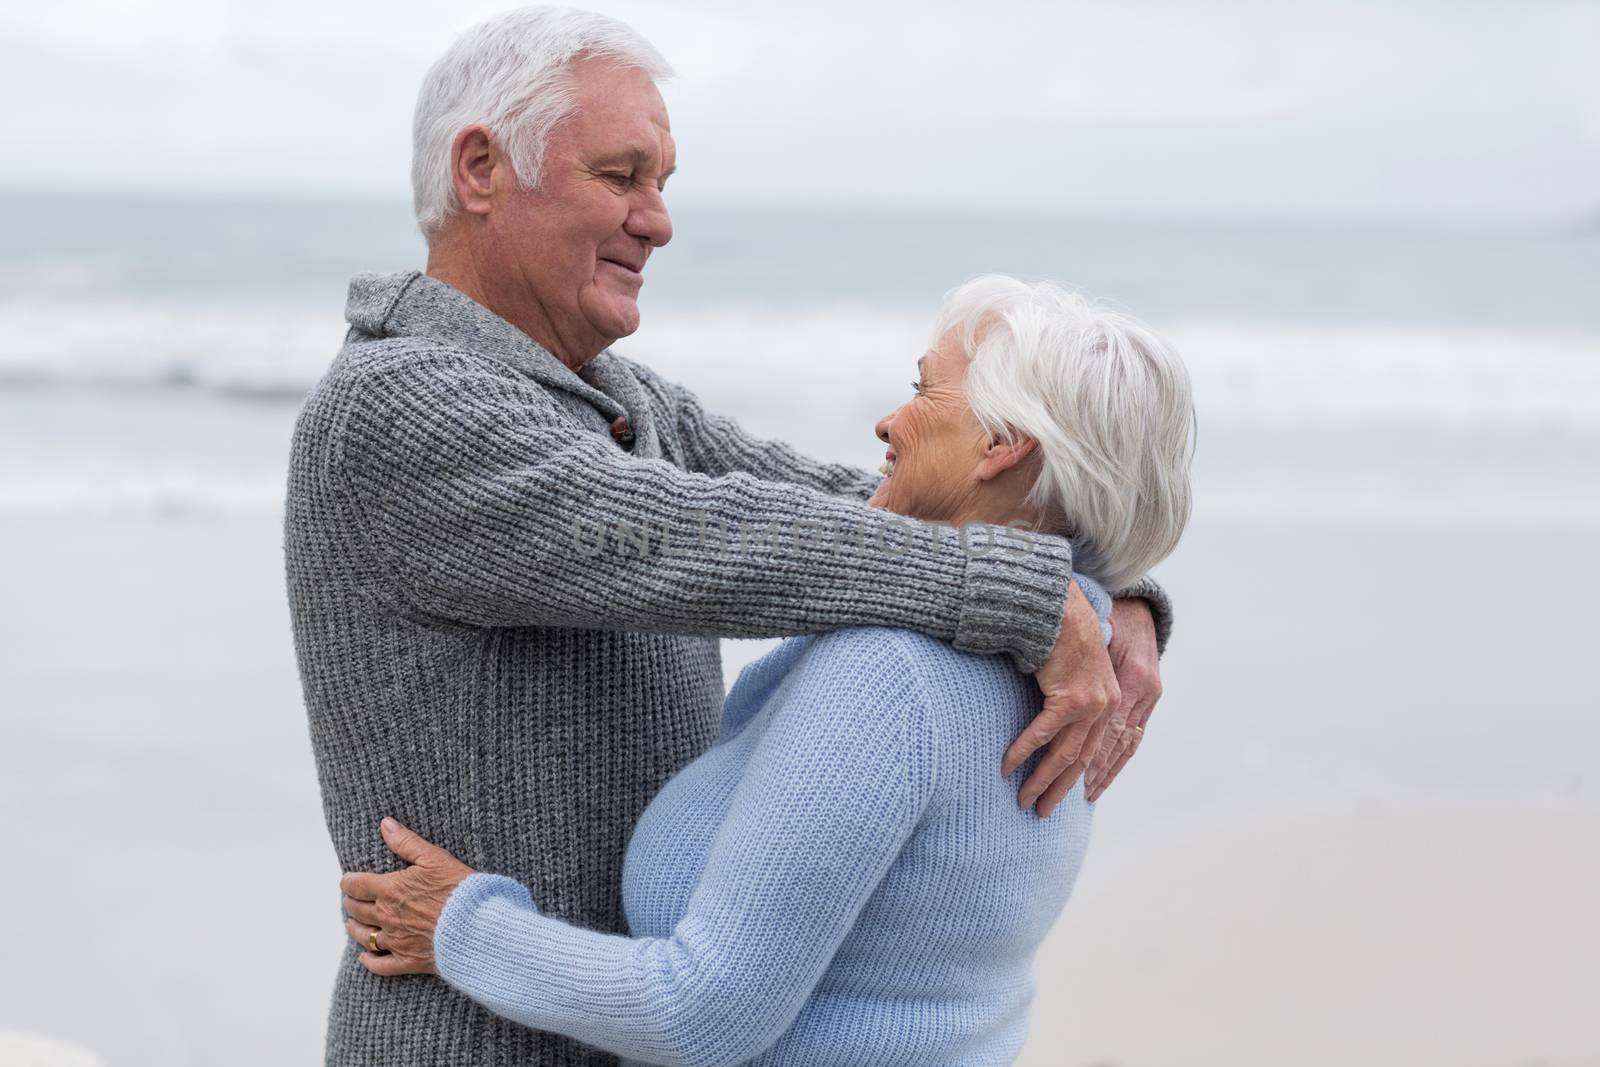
[[4, 298, 1597, 429]]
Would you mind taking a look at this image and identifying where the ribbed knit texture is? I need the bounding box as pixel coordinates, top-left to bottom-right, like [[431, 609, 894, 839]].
[[284, 271, 1168, 1065], [434, 576, 1110, 1066]]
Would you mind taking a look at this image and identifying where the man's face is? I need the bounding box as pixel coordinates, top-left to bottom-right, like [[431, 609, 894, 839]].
[[489, 56, 675, 361]]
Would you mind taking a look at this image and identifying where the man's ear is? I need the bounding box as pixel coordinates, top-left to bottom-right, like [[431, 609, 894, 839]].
[[449, 125, 501, 218], [974, 434, 1037, 482]]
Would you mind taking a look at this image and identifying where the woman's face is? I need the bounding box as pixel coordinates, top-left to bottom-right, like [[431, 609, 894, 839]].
[[867, 327, 997, 523]]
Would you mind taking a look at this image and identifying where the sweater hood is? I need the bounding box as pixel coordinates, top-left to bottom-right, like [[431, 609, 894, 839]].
[[343, 270, 660, 457]]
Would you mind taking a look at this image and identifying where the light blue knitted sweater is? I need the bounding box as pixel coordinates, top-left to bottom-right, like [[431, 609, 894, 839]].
[[434, 576, 1114, 1066]]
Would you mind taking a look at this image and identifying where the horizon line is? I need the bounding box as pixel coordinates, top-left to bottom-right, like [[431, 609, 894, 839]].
[[1, 182, 1592, 238]]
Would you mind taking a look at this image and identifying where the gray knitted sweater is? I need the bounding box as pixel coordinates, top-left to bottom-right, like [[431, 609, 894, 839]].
[[284, 270, 1171, 1066]]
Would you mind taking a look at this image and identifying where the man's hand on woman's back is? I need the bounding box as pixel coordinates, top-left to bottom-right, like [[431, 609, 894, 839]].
[[1001, 586, 1165, 816], [1003, 580, 1122, 817], [1086, 598, 1164, 802]]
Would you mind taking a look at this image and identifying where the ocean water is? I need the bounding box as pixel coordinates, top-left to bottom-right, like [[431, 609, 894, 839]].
[[3, 189, 1598, 526], [2, 189, 1597, 1064]]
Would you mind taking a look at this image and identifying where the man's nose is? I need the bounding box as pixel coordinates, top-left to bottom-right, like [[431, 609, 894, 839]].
[[875, 412, 893, 444], [627, 189, 673, 248]]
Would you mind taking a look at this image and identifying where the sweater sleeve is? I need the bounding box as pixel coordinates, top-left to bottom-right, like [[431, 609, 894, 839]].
[[333, 348, 1073, 673], [624, 354, 881, 501], [627, 355, 1173, 652], [1109, 573, 1174, 656], [433, 629, 938, 1066]]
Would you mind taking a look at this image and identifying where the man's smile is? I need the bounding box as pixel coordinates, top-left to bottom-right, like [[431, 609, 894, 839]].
[[599, 252, 646, 278]]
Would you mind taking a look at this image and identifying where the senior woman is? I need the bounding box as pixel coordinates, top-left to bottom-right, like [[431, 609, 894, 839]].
[[339, 275, 1195, 1065]]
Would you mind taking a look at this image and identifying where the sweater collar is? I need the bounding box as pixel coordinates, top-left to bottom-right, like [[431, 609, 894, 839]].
[[343, 270, 649, 433]]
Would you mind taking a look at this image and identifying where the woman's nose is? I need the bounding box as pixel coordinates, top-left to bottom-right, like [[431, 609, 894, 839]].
[[874, 412, 892, 444]]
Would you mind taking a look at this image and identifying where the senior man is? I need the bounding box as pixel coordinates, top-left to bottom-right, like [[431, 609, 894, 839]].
[[286, 7, 1171, 1065]]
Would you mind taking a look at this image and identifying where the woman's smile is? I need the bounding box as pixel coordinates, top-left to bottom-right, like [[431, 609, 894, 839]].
[[868, 330, 1004, 526]]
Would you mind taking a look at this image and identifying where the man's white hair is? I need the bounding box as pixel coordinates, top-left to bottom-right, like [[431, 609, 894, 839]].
[[411, 6, 674, 237], [939, 275, 1196, 592]]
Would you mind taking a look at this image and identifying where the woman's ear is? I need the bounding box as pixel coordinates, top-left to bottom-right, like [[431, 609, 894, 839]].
[[974, 434, 1037, 482]]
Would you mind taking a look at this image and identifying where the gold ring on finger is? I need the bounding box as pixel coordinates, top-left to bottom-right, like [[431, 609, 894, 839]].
[[368, 929, 381, 953]]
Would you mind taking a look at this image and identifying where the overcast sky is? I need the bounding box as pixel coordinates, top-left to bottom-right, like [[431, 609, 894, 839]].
[[3, 0, 1596, 223]]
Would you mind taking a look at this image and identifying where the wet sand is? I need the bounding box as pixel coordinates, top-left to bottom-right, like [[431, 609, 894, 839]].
[[1, 511, 1595, 1065]]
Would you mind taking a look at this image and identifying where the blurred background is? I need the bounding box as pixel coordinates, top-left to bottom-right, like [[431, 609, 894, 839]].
[[2, 1, 1597, 1064]]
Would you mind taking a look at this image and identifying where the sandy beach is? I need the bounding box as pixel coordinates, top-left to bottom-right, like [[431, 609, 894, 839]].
[[2, 506, 1595, 1065], [1020, 805, 1600, 1067], [4, 0, 1597, 1053]]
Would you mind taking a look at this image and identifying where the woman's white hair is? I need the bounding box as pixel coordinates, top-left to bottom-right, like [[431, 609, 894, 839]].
[[940, 275, 1196, 592], [411, 6, 674, 237]]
